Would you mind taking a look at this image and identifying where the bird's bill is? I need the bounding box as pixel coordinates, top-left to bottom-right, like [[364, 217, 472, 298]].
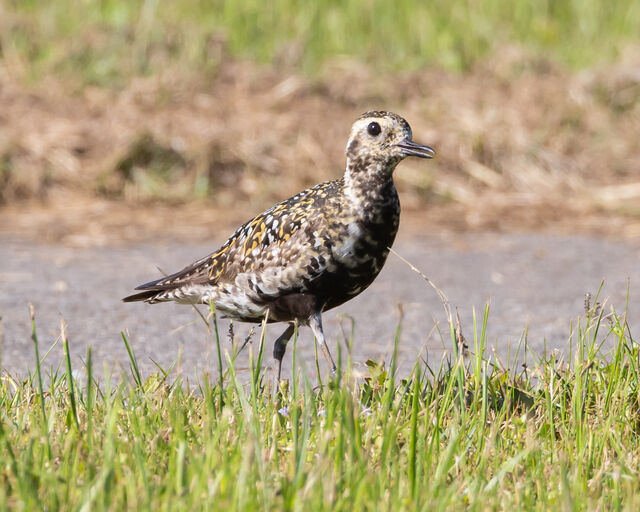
[[396, 139, 436, 159]]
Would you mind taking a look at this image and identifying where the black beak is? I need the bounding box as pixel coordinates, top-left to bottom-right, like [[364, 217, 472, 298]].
[[397, 139, 436, 159]]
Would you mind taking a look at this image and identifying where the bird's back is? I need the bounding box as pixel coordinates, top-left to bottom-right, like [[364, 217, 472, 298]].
[[123, 176, 400, 321]]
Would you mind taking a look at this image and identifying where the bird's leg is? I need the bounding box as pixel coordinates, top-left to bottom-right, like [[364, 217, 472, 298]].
[[273, 323, 295, 382], [309, 311, 337, 374]]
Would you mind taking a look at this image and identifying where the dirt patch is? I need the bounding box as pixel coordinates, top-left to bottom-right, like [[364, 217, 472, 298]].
[[1, 47, 640, 242]]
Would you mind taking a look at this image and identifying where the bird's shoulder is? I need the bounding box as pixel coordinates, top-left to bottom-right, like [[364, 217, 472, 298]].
[[240, 178, 342, 249], [220, 178, 344, 274]]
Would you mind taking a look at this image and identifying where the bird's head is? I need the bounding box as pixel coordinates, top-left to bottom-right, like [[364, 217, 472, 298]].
[[345, 111, 435, 174]]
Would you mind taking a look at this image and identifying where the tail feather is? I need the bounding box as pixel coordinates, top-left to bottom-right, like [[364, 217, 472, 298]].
[[122, 289, 164, 303], [123, 250, 218, 303]]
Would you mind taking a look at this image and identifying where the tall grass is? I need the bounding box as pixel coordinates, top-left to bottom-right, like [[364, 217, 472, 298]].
[[3, 0, 639, 86], [1, 297, 639, 509]]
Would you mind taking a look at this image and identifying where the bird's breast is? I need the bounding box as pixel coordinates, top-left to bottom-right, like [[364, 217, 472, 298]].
[[315, 206, 400, 311]]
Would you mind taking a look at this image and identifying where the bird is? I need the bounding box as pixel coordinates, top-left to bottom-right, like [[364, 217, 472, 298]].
[[123, 111, 435, 380]]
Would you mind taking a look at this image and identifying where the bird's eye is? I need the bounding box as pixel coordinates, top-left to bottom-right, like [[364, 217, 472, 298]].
[[367, 122, 381, 136]]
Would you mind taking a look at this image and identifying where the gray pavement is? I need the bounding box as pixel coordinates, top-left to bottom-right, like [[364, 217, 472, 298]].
[[0, 232, 638, 380]]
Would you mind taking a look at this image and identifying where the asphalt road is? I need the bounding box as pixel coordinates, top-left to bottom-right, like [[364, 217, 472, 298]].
[[1, 232, 638, 380]]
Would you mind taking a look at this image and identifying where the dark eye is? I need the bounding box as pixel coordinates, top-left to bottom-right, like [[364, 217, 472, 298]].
[[367, 122, 381, 136]]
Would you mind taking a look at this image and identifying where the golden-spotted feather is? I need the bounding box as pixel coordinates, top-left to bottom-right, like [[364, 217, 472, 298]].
[[130, 180, 337, 299]]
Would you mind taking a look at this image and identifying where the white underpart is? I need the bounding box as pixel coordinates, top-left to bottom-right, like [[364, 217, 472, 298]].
[[163, 282, 264, 319], [331, 222, 362, 268], [343, 183, 361, 205]]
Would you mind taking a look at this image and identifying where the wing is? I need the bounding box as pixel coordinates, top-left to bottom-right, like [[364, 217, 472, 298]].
[[123, 180, 340, 302]]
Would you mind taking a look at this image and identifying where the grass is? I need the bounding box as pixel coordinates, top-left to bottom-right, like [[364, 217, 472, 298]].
[[1, 292, 639, 510], [3, 0, 640, 86]]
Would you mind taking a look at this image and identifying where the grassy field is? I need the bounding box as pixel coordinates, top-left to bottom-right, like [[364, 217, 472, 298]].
[[1, 297, 639, 509], [4, 0, 640, 86]]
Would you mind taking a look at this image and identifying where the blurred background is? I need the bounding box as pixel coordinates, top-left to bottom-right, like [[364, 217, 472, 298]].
[[1, 0, 640, 242]]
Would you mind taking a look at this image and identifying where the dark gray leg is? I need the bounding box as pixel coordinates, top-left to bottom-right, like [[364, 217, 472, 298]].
[[273, 323, 295, 381], [309, 311, 336, 374]]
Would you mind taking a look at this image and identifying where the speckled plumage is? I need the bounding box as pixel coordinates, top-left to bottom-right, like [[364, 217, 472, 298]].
[[123, 111, 435, 377]]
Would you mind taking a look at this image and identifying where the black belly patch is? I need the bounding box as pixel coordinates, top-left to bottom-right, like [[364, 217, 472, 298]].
[[267, 293, 318, 322]]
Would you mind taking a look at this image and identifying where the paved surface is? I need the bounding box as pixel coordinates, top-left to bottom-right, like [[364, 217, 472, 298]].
[[0, 232, 638, 380]]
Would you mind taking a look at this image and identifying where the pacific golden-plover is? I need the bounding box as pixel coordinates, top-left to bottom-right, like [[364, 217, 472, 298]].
[[123, 111, 435, 379]]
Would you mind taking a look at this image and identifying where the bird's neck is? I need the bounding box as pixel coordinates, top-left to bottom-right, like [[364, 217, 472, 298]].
[[343, 158, 400, 221]]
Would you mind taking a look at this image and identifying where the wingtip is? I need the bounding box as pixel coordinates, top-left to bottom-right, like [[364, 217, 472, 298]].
[[134, 277, 164, 291]]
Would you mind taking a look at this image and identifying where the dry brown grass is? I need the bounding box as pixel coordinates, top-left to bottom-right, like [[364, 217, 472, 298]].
[[2, 47, 640, 242]]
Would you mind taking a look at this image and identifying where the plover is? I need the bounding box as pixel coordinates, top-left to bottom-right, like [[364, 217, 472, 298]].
[[123, 111, 435, 379]]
